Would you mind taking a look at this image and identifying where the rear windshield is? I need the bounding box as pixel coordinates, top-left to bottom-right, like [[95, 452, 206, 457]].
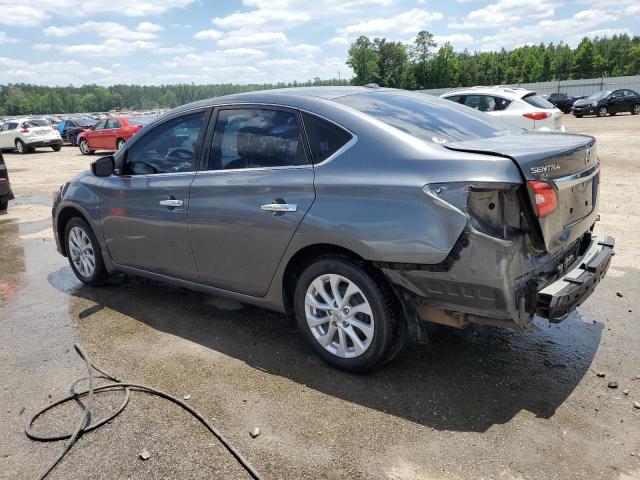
[[75, 118, 95, 127], [522, 94, 555, 109], [126, 116, 157, 126], [23, 119, 50, 127], [335, 91, 519, 144]]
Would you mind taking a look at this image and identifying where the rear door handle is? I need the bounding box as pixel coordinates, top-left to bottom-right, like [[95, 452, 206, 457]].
[[261, 203, 297, 213], [159, 198, 184, 209]]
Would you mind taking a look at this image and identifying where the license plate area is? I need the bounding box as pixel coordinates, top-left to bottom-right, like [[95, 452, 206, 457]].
[[559, 177, 595, 226]]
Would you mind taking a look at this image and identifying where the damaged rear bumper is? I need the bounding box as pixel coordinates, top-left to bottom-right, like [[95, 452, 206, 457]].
[[380, 230, 615, 334], [536, 235, 614, 321]]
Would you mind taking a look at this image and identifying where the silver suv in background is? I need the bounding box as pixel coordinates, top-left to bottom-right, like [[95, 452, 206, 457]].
[[52, 87, 614, 372]]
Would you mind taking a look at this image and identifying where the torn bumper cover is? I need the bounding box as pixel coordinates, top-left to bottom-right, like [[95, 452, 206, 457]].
[[536, 235, 614, 321]]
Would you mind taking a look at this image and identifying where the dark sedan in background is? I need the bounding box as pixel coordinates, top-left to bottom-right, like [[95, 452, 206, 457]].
[[57, 117, 96, 145], [543, 93, 585, 113], [572, 89, 640, 117], [0, 151, 13, 211]]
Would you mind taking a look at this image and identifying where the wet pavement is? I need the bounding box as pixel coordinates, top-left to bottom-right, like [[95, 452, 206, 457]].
[[1, 114, 640, 479]]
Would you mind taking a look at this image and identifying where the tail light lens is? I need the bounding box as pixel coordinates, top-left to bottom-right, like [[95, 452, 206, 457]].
[[21, 127, 29, 133], [528, 180, 558, 217], [523, 112, 552, 121]]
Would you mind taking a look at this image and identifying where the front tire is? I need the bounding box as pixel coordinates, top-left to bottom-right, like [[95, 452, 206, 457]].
[[598, 106, 608, 117], [69, 134, 77, 145], [573, 114, 583, 118], [294, 256, 403, 373], [15, 139, 30, 154], [116, 138, 126, 150], [64, 217, 109, 286], [0, 199, 7, 212], [632, 104, 640, 115], [78, 139, 94, 155], [52, 144, 62, 152]]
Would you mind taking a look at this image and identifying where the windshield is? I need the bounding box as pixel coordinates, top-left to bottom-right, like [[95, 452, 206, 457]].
[[127, 116, 157, 126], [587, 91, 612, 100], [335, 91, 520, 144]]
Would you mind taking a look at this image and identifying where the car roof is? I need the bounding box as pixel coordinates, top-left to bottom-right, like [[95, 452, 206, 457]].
[[441, 86, 534, 100], [168, 86, 398, 115]]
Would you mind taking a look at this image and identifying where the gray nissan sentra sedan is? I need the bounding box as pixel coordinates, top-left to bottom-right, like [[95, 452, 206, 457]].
[[52, 86, 614, 372]]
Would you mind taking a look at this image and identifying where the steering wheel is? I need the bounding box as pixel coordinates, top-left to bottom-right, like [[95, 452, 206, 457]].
[[165, 148, 193, 162], [130, 161, 159, 175]]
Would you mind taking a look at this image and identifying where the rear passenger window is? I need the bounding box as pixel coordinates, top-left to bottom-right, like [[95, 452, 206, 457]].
[[464, 95, 496, 112], [210, 108, 308, 170], [302, 112, 352, 163], [492, 97, 511, 111]]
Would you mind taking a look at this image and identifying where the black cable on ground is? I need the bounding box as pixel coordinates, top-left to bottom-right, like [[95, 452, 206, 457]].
[[25, 343, 263, 480]]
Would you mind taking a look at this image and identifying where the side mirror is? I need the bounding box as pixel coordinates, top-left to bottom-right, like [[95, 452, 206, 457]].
[[91, 156, 115, 177]]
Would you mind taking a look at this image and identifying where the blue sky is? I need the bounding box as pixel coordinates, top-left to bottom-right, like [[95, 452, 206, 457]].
[[0, 0, 638, 86]]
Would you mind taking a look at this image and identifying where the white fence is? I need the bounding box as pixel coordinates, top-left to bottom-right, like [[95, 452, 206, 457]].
[[420, 75, 640, 97]]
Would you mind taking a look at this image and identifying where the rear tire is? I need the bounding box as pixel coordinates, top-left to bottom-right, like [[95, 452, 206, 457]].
[[64, 217, 109, 286], [597, 106, 608, 117], [79, 139, 94, 155], [15, 139, 30, 154], [0, 200, 7, 212], [294, 256, 403, 373], [52, 144, 62, 152]]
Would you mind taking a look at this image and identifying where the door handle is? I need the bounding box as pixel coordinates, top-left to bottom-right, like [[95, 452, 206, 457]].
[[261, 203, 297, 213], [159, 198, 184, 209]]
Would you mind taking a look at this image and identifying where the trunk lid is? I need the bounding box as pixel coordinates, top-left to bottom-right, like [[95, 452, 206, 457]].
[[445, 132, 599, 253]]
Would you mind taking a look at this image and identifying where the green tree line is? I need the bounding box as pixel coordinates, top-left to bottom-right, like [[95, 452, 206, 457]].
[[0, 78, 349, 115], [347, 33, 640, 89]]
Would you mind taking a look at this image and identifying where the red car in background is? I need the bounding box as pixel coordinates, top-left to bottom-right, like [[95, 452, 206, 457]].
[[77, 115, 156, 155]]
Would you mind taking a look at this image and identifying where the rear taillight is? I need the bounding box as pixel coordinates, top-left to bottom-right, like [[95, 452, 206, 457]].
[[528, 180, 558, 217], [523, 112, 552, 121], [21, 127, 29, 133]]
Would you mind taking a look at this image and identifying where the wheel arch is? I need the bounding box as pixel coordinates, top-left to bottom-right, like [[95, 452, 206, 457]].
[[56, 206, 91, 257]]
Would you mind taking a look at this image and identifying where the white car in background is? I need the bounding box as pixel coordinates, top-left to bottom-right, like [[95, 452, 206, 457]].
[[0, 118, 63, 154], [440, 86, 566, 132]]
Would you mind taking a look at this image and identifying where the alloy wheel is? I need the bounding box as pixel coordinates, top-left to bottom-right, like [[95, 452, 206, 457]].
[[304, 273, 375, 359], [598, 107, 607, 117], [634, 104, 640, 115], [68, 226, 96, 279], [79, 140, 90, 154], [16, 141, 24, 153]]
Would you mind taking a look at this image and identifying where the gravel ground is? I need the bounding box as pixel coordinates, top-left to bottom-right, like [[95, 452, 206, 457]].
[[0, 113, 639, 480]]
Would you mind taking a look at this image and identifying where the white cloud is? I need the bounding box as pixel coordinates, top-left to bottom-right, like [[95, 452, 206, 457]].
[[478, 9, 620, 50], [44, 21, 160, 40], [194, 29, 224, 40], [286, 43, 321, 56], [0, 5, 49, 26], [0, 31, 20, 44], [449, 0, 563, 29], [212, 10, 310, 31], [0, 0, 195, 26], [137, 22, 164, 33], [433, 33, 475, 46], [163, 48, 267, 69], [327, 36, 349, 46], [217, 31, 288, 48], [340, 9, 444, 37]]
